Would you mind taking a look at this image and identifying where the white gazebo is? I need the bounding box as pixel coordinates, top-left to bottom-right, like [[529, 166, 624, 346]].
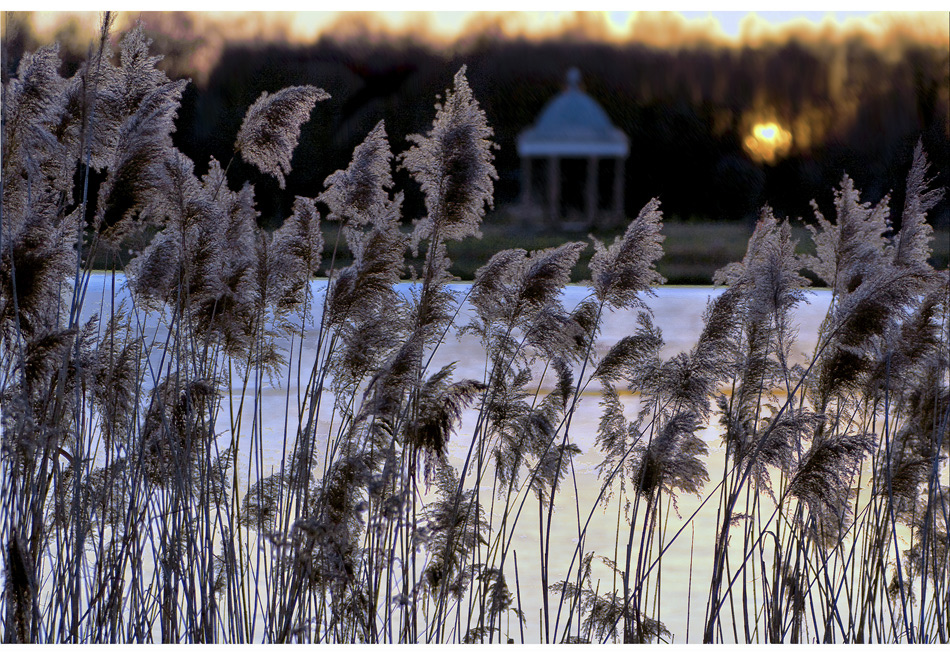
[[517, 68, 629, 228]]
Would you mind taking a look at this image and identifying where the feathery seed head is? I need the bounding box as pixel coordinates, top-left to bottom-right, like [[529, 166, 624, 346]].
[[320, 120, 394, 228], [469, 248, 528, 324], [894, 141, 942, 270], [235, 85, 329, 189], [518, 242, 586, 313], [404, 66, 496, 246], [95, 79, 189, 233], [116, 24, 171, 112], [590, 198, 665, 310], [594, 322, 663, 385], [803, 175, 891, 294], [789, 431, 876, 512]]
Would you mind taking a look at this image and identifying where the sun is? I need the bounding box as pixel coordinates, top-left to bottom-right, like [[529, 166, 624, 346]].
[[744, 121, 793, 164], [755, 124, 778, 141]]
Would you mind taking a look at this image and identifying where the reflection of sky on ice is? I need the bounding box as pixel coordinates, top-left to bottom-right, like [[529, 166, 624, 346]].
[[78, 274, 833, 463], [78, 274, 834, 641], [80, 275, 831, 454]]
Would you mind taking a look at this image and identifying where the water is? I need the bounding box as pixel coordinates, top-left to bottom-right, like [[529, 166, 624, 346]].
[[78, 274, 840, 641]]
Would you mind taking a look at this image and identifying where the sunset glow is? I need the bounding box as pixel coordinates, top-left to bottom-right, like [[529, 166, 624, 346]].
[[8, 9, 945, 164], [16, 10, 950, 50], [744, 121, 793, 165]]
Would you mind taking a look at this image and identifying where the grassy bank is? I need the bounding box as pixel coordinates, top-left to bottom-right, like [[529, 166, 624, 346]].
[[447, 218, 949, 285], [89, 219, 948, 286]]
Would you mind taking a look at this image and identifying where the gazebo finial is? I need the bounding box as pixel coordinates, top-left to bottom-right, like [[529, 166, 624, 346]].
[[566, 67, 581, 90]]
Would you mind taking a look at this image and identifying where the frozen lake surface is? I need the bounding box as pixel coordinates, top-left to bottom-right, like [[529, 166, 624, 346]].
[[78, 274, 835, 642]]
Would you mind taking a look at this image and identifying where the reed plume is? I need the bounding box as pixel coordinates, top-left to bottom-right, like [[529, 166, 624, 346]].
[[235, 85, 329, 189]]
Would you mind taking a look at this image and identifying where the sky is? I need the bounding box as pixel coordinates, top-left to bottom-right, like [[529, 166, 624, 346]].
[[677, 11, 875, 37], [18, 4, 947, 44], [279, 10, 886, 41]]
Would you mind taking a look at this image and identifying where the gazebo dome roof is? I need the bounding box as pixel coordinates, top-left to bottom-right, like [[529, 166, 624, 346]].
[[517, 68, 629, 158]]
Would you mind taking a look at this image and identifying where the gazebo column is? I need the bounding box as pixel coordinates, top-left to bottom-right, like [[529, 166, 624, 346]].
[[547, 156, 560, 224], [585, 155, 599, 224], [520, 156, 532, 206], [613, 156, 625, 218]]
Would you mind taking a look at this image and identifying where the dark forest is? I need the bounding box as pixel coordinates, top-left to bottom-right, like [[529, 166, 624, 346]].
[[4, 12, 948, 230]]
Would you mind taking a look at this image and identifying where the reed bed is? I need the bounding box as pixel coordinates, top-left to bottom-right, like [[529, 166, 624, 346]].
[[2, 18, 948, 643]]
